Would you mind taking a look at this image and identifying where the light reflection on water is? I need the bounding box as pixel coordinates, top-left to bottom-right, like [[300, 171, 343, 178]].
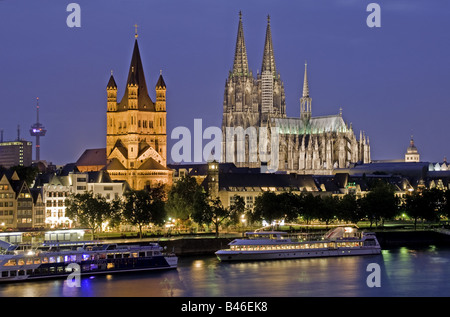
[[1, 246, 450, 297]]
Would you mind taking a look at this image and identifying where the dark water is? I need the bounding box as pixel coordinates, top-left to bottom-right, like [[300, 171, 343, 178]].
[[1, 246, 450, 297]]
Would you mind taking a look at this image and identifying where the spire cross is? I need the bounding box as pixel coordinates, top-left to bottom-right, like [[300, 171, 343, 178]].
[[134, 24, 138, 38]]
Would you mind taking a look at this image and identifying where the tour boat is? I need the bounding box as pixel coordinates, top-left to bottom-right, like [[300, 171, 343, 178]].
[[215, 226, 381, 262], [0, 241, 178, 282]]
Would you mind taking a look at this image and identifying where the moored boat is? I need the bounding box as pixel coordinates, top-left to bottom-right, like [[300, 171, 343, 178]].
[[0, 240, 177, 282], [215, 226, 381, 262]]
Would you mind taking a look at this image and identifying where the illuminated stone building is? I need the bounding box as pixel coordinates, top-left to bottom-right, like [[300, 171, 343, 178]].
[[405, 136, 420, 162], [105, 32, 172, 189], [221, 13, 371, 174]]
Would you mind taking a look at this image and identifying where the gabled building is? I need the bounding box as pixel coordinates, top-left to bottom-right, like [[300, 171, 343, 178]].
[[0, 170, 45, 230], [42, 169, 128, 228], [0, 171, 18, 229]]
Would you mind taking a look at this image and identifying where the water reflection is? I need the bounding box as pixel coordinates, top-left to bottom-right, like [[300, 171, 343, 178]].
[[1, 247, 450, 297]]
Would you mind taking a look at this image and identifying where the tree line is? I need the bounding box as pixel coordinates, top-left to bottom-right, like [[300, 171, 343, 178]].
[[65, 175, 246, 239], [65, 175, 450, 239]]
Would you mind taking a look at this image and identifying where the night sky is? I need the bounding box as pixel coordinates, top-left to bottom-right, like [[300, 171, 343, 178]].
[[1, 0, 449, 165]]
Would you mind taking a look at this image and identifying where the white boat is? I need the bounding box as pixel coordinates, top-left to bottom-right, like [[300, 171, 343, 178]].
[[215, 226, 381, 262], [0, 240, 177, 282]]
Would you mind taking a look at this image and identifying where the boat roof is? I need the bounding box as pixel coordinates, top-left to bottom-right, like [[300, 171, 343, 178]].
[[245, 231, 288, 235]]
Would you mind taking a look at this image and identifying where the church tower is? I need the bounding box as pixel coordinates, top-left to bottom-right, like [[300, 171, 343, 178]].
[[259, 15, 286, 121], [300, 62, 312, 122], [105, 29, 171, 190], [221, 13, 285, 167], [405, 136, 420, 162]]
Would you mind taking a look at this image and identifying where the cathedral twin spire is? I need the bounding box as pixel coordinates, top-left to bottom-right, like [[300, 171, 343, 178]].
[[232, 12, 250, 77], [261, 15, 276, 76], [232, 12, 277, 78]]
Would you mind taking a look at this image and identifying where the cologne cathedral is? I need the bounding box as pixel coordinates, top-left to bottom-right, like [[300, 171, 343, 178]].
[[221, 13, 371, 174]]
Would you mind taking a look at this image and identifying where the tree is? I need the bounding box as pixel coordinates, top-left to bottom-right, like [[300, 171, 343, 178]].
[[300, 193, 321, 225], [192, 196, 233, 238], [65, 191, 121, 239], [229, 195, 245, 226], [165, 175, 204, 222], [441, 189, 450, 221], [404, 188, 443, 229], [254, 191, 283, 224], [278, 192, 301, 222], [337, 194, 361, 224], [10, 165, 39, 187], [122, 185, 166, 239], [360, 181, 399, 228], [316, 195, 339, 228]]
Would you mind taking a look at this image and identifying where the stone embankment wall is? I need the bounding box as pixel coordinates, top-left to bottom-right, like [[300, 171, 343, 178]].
[[375, 230, 450, 248], [158, 238, 233, 256]]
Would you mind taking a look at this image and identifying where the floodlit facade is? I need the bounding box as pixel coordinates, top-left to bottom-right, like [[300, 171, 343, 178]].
[[405, 136, 420, 162], [105, 33, 172, 190], [43, 171, 126, 228], [221, 13, 371, 174]]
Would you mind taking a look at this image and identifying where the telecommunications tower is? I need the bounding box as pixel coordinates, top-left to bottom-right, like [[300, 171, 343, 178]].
[[29, 97, 47, 161]]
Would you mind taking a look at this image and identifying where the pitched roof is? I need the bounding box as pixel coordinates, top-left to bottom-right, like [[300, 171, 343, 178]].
[[76, 148, 107, 166], [107, 75, 117, 89], [87, 170, 113, 183], [155, 74, 166, 89], [118, 39, 155, 112], [138, 157, 170, 171], [217, 173, 318, 191], [275, 114, 348, 135], [104, 158, 127, 171]]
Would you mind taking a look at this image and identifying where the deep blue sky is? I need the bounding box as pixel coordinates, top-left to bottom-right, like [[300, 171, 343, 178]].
[[1, 0, 449, 165]]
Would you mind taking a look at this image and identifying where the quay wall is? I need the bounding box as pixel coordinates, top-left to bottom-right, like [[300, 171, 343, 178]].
[[375, 230, 450, 248], [158, 237, 233, 256], [156, 231, 450, 256]]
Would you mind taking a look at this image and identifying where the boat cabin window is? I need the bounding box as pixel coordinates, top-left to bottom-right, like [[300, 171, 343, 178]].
[[364, 239, 377, 246], [4, 259, 17, 266]]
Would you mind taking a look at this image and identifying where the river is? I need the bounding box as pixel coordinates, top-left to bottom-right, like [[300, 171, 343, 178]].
[[0, 246, 449, 297]]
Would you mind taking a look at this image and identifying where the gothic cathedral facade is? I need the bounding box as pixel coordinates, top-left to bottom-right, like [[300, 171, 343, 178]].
[[105, 35, 172, 189], [221, 13, 371, 174]]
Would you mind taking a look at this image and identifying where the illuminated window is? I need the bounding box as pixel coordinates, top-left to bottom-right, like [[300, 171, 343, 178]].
[[5, 259, 17, 266]]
